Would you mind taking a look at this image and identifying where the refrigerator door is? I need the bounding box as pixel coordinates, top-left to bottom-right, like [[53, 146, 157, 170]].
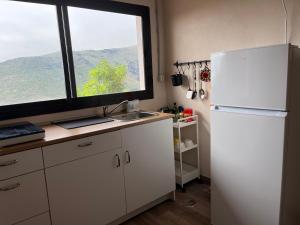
[[211, 107, 286, 225], [211, 44, 289, 110]]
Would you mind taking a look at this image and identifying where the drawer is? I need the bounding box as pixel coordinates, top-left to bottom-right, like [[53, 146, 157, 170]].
[[0, 171, 49, 225], [15, 213, 51, 225], [0, 148, 43, 181], [43, 131, 122, 167]]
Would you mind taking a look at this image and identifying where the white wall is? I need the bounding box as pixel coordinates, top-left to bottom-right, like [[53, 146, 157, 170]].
[[162, 0, 300, 177]]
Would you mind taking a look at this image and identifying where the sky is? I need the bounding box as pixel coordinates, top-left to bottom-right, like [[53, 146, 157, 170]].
[[0, 0, 139, 63]]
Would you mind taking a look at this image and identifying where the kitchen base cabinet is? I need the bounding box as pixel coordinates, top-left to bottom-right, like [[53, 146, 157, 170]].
[[15, 213, 51, 225], [0, 115, 175, 225], [45, 149, 126, 225], [122, 119, 175, 213], [0, 171, 49, 225]]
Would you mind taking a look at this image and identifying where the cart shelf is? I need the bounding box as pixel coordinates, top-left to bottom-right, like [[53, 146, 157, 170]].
[[173, 120, 197, 128], [174, 144, 198, 153], [173, 115, 200, 188], [175, 160, 199, 185]]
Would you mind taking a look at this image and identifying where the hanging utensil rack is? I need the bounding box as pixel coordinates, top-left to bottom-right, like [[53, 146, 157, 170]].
[[173, 60, 211, 67]]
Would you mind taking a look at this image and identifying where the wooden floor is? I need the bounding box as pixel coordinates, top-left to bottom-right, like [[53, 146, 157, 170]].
[[122, 181, 211, 225]]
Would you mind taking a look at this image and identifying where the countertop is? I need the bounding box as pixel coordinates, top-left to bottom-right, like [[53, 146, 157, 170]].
[[0, 112, 174, 156]]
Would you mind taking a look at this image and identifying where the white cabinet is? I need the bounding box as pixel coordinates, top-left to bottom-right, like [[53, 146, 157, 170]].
[[46, 148, 126, 225], [43, 131, 122, 167], [0, 171, 49, 225], [0, 118, 174, 225], [122, 119, 175, 213], [0, 148, 43, 181]]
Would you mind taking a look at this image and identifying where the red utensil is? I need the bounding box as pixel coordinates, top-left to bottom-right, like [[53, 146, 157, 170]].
[[200, 65, 211, 82]]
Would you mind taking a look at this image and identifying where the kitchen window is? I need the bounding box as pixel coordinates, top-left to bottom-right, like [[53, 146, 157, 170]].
[[0, 1, 67, 106], [0, 0, 153, 120]]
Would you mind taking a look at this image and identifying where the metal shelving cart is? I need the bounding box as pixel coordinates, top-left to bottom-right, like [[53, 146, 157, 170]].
[[173, 115, 200, 190]]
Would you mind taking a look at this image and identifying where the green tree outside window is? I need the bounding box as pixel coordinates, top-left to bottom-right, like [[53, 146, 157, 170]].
[[78, 59, 127, 97]]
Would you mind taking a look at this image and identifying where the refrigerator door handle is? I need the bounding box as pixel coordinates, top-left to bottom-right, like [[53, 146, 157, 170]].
[[211, 105, 288, 118]]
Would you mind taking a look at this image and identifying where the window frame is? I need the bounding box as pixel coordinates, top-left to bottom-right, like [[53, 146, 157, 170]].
[[0, 0, 153, 120]]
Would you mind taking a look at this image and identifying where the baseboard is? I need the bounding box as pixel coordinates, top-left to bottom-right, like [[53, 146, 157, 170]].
[[108, 191, 175, 225]]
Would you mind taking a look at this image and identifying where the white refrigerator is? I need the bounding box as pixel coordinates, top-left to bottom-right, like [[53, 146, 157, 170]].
[[211, 44, 300, 225]]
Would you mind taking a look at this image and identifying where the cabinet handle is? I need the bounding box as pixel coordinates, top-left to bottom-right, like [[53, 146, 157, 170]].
[[115, 154, 121, 168], [77, 142, 93, 148], [125, 151, 131, 164], [0, 183, 21, 192], [0, 159, 18, 167]]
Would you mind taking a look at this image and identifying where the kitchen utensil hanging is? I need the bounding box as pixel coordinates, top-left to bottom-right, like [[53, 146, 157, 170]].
[[199, 63, 206, 100], [185, 64, 194, 99], [171, 63, 183, 86], [199, 81, 206, 100], [192, 63, 197, 99], [200, 62, 211, 82], [173, 59, 211, 100]]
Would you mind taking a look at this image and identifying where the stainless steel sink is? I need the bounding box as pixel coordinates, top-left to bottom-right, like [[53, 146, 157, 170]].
[[111, 111, 158, 121]]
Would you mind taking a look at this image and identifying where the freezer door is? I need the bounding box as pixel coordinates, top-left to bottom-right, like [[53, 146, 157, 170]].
[[211, 44, 289, 110], [211, 108, 286, 225]]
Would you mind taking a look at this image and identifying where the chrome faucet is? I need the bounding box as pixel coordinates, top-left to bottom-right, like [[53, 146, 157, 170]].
[[103, 100, 129, 117]]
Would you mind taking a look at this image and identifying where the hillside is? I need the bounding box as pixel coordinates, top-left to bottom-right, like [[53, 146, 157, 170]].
[[0, 46, 140, 106]]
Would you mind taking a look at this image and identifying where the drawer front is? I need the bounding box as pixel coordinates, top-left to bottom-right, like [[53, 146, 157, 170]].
[[0, 148, 43, 181], [43, 131, 122, 167], [0, 171, 49, 225], [15, 213, 51, 225]]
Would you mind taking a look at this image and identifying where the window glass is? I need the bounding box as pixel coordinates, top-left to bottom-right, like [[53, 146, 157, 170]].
[[67, 7, 145, 97], [0, 0, 66, 106]]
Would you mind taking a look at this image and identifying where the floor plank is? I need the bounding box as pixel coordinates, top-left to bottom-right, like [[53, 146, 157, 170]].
[[122, 181, 211, 225]]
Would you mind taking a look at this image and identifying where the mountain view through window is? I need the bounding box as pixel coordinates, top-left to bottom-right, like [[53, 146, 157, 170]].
[[67, 7, 145, 97], [0, 1, 66, 106], [0, 1, 145, 106]]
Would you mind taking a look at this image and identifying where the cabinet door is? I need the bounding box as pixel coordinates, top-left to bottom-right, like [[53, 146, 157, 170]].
[[122, 119, 175, 213], [0, 171, 48, 225], [45, 149, 126, 225]]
